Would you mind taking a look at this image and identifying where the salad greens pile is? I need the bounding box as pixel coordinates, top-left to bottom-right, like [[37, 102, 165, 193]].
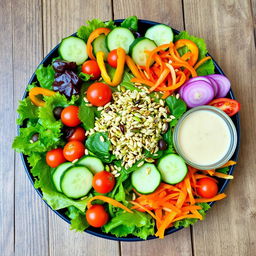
[[12, 15, 232, 240]]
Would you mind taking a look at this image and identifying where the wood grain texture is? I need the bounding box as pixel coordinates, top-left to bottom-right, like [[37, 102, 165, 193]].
[[12, 0, 50, 255], [113, 1, 192, 254], [183, 0, 256, 255], [0, 0, 14, 255], [42, 1, 119, 255]]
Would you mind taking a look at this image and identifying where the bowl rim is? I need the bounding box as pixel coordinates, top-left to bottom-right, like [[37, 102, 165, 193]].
[[19, 18, 240, 242]]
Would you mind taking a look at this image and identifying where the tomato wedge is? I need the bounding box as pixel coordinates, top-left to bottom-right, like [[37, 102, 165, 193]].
[[208, 98, 240, 117]]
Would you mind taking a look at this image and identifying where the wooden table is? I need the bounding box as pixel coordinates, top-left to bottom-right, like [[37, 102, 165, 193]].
[[1, 0, 255, 255]]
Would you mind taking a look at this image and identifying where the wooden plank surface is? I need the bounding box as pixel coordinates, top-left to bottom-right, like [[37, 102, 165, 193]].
[[183, 0, 256, 255], [42, 1, 120, 256], [0, 0, 14, 255], [12, 0, 50, 255], [112, 1, 192, 254]]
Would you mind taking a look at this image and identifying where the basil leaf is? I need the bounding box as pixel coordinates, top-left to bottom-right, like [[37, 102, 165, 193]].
[[166, 95, 187, 119], [78, 105, 95, 130]]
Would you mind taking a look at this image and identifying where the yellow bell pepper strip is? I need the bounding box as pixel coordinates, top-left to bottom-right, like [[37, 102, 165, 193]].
[[87, 195, 133, 213], [87, 27, 111, 60], [174, 39, 199, 66], [220, 160, 237, 168], [125, 55, 143, 79], [29, 87, 56, 107], [194, 56, 212, 70], [96, 47, 126, 86]]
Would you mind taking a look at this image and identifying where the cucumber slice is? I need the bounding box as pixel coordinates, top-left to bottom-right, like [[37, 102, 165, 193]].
[[157, 154, 187, 184], [60, 166, 93, 199], [106, 27, 135, 53], [145, 24, 174, 46], [129, 37, 157, 66], [77, 156, 104, 174], [92, 35, 109, 60], [59, 36, 88, 65], [131, 163, 161, 194], [51, 162, 73, 192]]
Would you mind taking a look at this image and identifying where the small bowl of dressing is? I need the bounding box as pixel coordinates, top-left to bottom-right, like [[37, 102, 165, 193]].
[[173, 106, 237, 170]]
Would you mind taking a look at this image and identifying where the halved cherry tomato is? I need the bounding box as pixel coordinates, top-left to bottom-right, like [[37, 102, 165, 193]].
[[87, 82, 112, 107], [107, 49, 118, 68], [46, 148, 66, 168], [196, 178, 218, 198], [86, 204, 109, 227], [208, 98, 240, 117], [61, 106, 81, 127], [92, 171, 115, 194], [81, 60, 101, 80], [63, 140, 85, 161], [68, 127, 86, 142]]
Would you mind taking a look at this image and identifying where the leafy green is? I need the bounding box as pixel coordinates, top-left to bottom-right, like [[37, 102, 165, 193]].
[[77, 19, 116, 42], [16, 97, 39, 125], [78, 105, 95, 130], [144, 149, 164, 159], [114, 183, 126, 203], [216, 167, 229, 174], [102, 210, 155, 240], [174, 31, 215, 76], [66, 206, 89, 232], [26, 82, 37, 91], [119, 71, 141, 91], [174, 203, 211, 228], [35, 64, 55, 89], [166, 95, 187, 119], [78, 72, 92, 82], [162, 128, 175, 154], [121, 16, 138, 31]]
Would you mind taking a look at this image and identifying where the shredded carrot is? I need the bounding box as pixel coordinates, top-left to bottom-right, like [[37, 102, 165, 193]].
[[173, 214, 199, 222], [172, 62, 197, 77], [87, 195, 133, 213], [220, 160, 237, 168], [194, 56, 212, 70], [130, 201, 158, 220], [149, 68, 170, 92], [195, 193, 227, 203], [184, 175, 195, 205]]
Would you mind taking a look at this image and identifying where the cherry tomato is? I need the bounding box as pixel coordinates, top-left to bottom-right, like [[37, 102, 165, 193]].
[[81, 60, 101, 80], [107, 49, 118, 68], [208, 98, 240, 117], [86, 82, 112, 107], [63, 140, 85, 161], [86, 204, 109, 227], [61, 105, 81, 127], [68, 127, 86, 142], [196, 178, 218, 198], [46, 148, 66, 168], [92, 171, 115, 194]]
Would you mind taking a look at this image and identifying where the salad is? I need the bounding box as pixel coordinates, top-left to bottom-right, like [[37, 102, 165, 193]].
[[13, 16, 240, 240]]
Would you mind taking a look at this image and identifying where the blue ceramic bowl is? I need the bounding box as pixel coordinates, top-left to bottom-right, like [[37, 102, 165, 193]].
[[20, 19, 240, 241]]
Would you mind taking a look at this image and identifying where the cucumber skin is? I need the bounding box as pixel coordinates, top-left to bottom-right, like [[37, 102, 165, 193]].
[[77, 156, 104, 174], [157, 154, 188, 185], [129, 37, 156, 55]]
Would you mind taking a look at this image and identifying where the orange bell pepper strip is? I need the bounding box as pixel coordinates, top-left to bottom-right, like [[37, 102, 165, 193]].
[[149, 68, 170, 92], [220, 160, 237, 168], [29, 87, 56, 107], [195, 193, 227, 203], [87, 195, 133, 213], [125, 55, 143, 79], [172, 62, 197, 77], [174, 39, 199, 66], [96, 48, 126, 86], [87, 27, 111, 60], [194, 56, 212, 70], [158, 71, 186, 91]]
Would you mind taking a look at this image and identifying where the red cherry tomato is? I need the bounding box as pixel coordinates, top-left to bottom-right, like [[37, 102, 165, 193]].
[[68, 127, 86, 142], [107, 49, 118, 68], [196, 178, 218, 198], [81, 60, 101, 80], [61, 106, 81, 127], [63, 140, 85, 161], [86, 82, 112, 107], [208, 98, 240, 117], [86, 204, 109, 227], [46, 148, 66, 168], [92, 171, 116, 194]]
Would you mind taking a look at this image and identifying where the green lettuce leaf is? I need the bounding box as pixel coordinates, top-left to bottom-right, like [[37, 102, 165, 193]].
[[16, 97, 39, 125], [66, 206, 89, 231], [78, 105, 95, 130], [121, 16, 138, 31], [165, 95, 187, 119], [78, 72, 92, 82], [216, 167, 229, 174], [119, 71, 141, 91], [174, 203, 211, 228], [114, 183, 126, 203], [35, 64, 55, 89], [77, 19, 116, 42], [102, 210, 155, 240], [174, 31, 215, 76]]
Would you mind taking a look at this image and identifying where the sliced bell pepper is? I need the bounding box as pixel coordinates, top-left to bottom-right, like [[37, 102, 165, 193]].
[[125, 55, 143, 79], [87, 27, 111, 60], [29, 87, 56, 107], [96, 47, 126, 86]]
